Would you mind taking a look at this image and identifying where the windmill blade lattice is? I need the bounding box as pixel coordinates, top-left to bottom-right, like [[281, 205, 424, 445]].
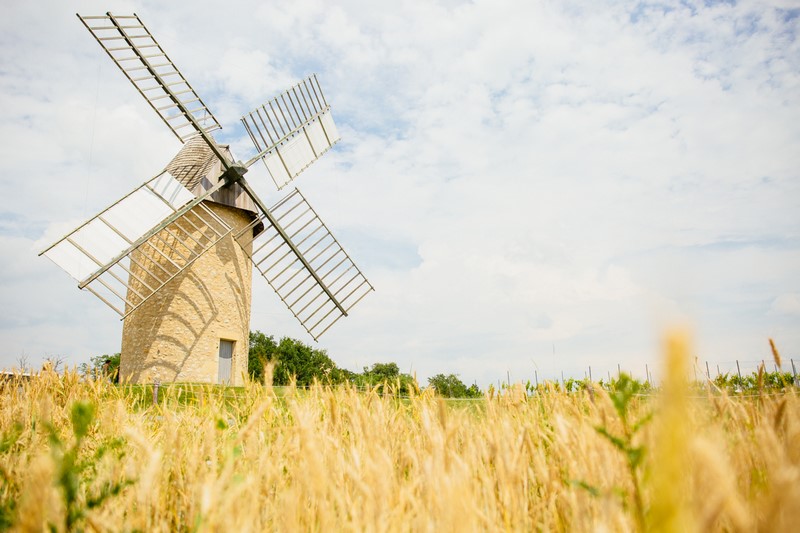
[[41, 172, 232, 317], [235, 188, 373, 340], [241, 74, 341, 190], [78, 13, 222, 144]]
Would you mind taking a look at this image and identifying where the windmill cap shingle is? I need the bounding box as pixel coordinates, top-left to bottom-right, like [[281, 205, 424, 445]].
[[164, 136, 258, 215]]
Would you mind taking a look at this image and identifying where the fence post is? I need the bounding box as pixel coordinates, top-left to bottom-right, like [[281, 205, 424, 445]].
[[153, 377, 160, 406], [617, 364, 621, 378], [705, 361, 710, 380], [792, 359, 797, 386], [645, 364, 650, 385], [589, 366, 592, 382], [717, 364, 720, 377], [736, 360, 742, 381], [535, 370, 539, 387]]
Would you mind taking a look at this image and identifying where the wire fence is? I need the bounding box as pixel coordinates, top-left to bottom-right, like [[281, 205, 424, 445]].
[[138, 371, 798, 406], [523, 358, 799, 390]]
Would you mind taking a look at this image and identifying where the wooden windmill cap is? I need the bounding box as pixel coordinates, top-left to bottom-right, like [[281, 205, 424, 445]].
[[165, 136, 258, 215]]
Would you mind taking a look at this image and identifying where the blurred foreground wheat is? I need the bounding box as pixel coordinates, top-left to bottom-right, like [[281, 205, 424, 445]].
[[1, 337, 798, 531]]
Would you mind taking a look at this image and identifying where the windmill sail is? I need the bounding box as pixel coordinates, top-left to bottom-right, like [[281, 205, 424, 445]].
[[241, 75, 341, 190], [78, 13, 222, 144], [41, 172, 232, 317], [45, 13, 373, 342], [235, 188, 373, 340]]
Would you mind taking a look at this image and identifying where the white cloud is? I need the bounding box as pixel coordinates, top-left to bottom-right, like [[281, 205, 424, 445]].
[[771, 293, 800, 315]]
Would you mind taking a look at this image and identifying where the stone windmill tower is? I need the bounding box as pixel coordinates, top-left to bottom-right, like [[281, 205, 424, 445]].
[[40, 13, 374, 385], [120, 139, 258, 384]]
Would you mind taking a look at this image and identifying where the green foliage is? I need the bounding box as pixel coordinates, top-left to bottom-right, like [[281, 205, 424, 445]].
[[248, 330, 277, 382], [249, 331, 345, 386], [271, 337, 345, 386], [427, 374, 482, 398], [573, 373, 651, 531], [527, 375, 654, 396], [354, 363, 418, 395], [79, 353, 120, 383], [365, 362, 400, 381], [607, 373, 642, 424], [47, 401, 133, 532], [708, 370, 796, 394], [70, 402, 95, 440], [564, 377, 600, 393], [249, 332, 419, 392], [605, 374, 652, 394], [763, 370, 794, 389], [0, 422, 24, 530]]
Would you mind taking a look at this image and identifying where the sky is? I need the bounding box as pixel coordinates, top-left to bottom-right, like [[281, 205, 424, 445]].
[[1, 0, 798, 387]]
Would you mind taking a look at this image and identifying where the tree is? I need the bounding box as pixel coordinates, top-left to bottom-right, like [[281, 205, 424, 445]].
[[365, 362, 399, 381], [246, 331, 422, 396], [15, 354, 29, 372], [427, 374, 482, 398], [355, 362, 417, 395], [248, 330, 277, 382], [43, 355, 67, 373], [249, 333, 346, 386], [79, 353, 120, 383]]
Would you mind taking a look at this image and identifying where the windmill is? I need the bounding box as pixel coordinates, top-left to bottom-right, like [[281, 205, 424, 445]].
[[39, 13, 374, 385]]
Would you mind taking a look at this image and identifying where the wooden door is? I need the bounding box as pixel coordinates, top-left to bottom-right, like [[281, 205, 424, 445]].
[[218, 340, 233, 384]]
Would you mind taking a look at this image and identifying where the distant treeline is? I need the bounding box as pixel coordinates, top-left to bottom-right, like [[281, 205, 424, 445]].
[[248, 331, 482, 398]]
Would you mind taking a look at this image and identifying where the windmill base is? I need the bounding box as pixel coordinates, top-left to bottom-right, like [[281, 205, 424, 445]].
[[119, 202, 254, 385]]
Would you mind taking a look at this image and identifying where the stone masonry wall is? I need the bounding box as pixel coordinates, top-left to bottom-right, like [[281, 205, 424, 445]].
[[119, 202, 254, 385]]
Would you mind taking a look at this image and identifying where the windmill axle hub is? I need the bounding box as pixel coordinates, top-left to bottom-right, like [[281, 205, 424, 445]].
[[223, 163, 248, 184]]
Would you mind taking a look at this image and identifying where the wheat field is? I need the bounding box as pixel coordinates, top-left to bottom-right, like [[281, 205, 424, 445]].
[[1, 335, 798, 532]]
